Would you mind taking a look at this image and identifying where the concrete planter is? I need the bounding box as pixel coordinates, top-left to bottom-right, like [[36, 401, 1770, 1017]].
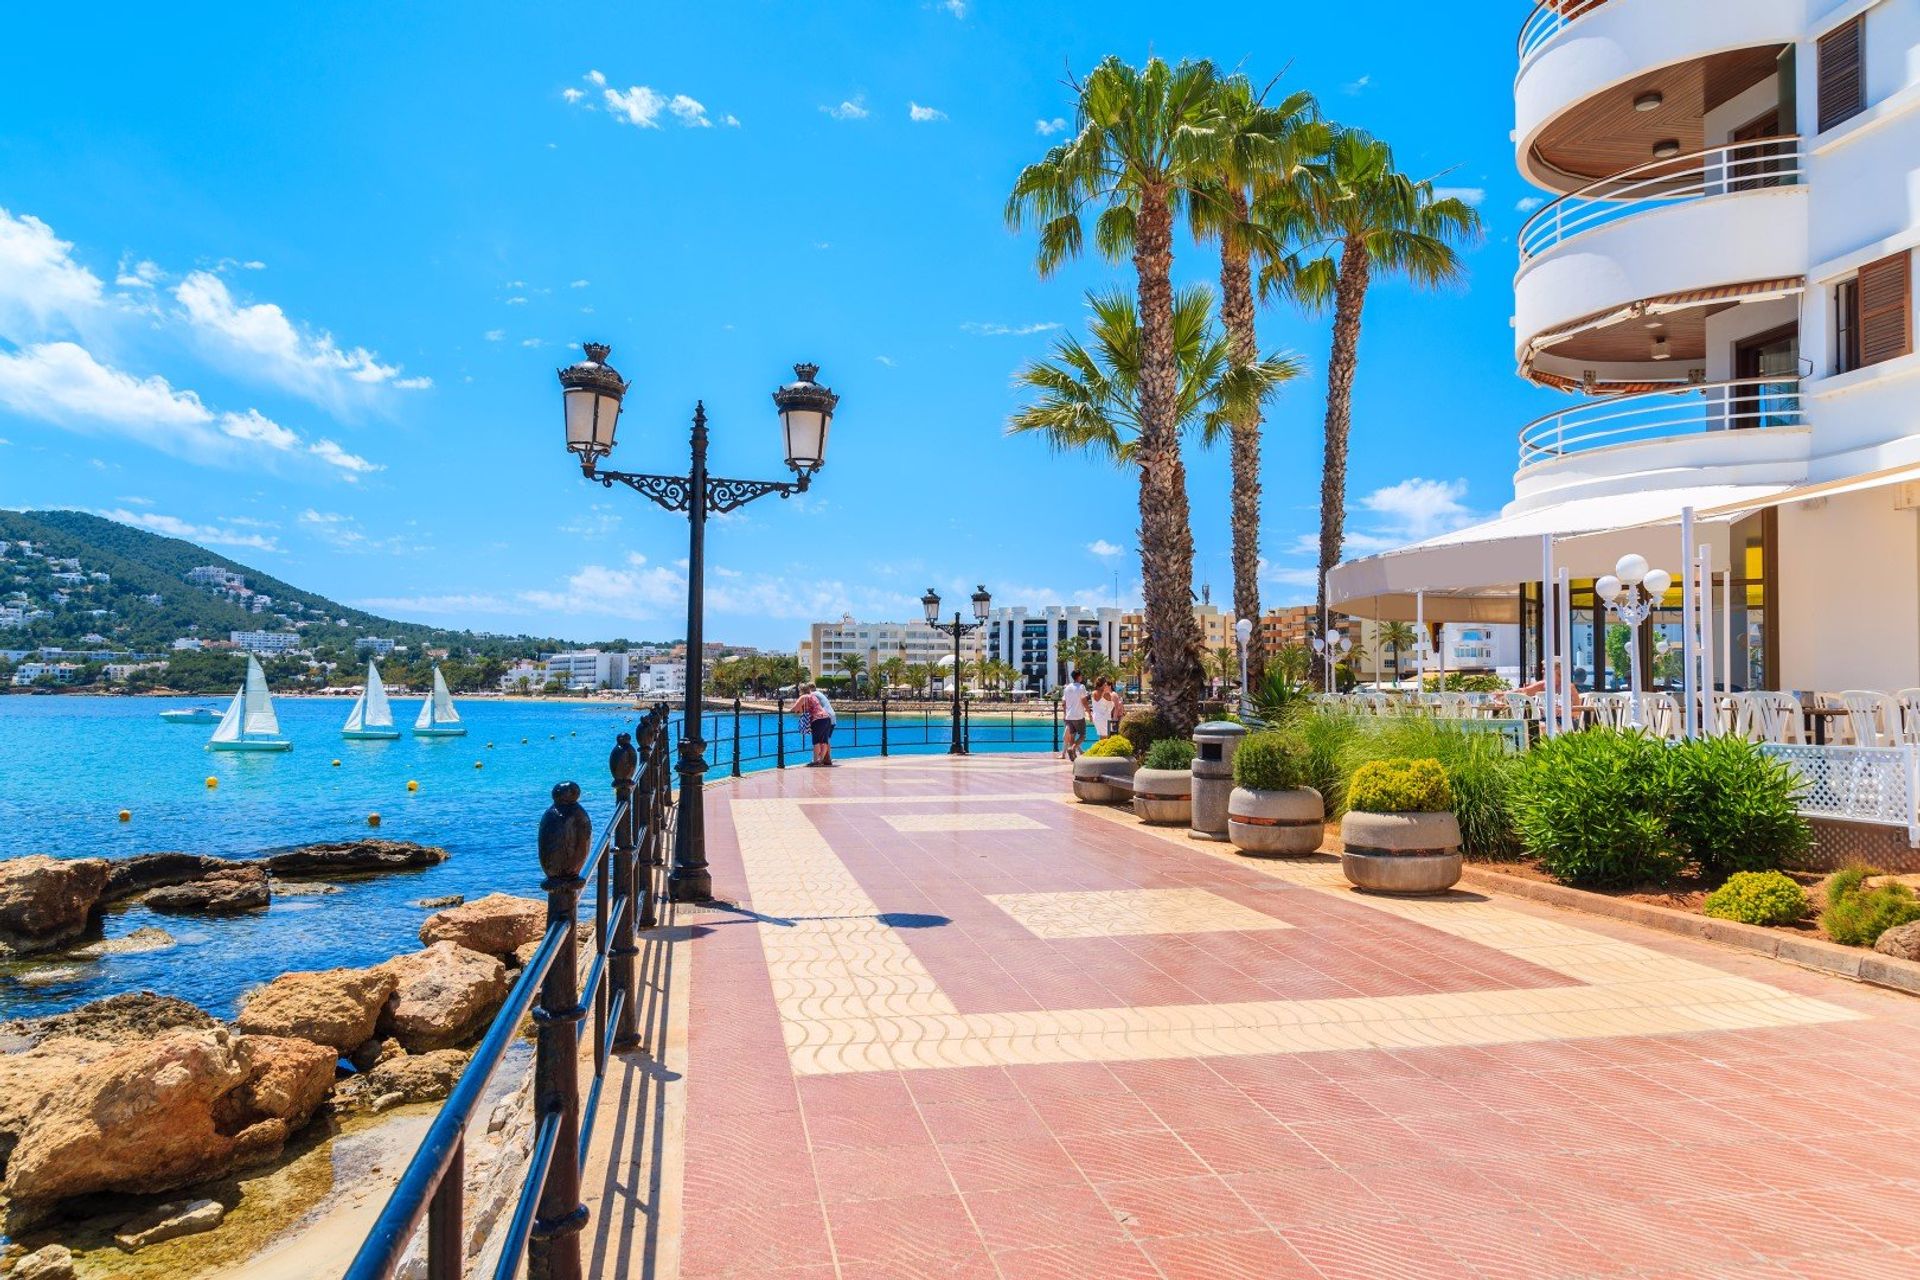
[[1339, 810, 1463, 895], [1227, 787, 1325, 857], [1131, 768, 1192, 826], [1072, 756, 1137, 805]]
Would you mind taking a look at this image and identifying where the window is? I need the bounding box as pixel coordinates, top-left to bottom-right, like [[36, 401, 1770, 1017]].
[[1837, 252, 1913, 373], [1817, 15, 1866, 133], [1837, 278, 1861, 372]]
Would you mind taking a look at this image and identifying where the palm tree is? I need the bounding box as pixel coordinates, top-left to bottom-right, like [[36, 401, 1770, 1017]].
[[1265, 129, 1482, 685], [1191, 75, 1324, 688], [837, 652, 868, 698], [1378, 621, 1417, 685], [1008, 55, 1230, 736]]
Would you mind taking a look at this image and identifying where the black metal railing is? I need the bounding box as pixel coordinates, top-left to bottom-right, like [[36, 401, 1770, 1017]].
[[685, 696, 1063, 774], [345, 705, 674, 1280]]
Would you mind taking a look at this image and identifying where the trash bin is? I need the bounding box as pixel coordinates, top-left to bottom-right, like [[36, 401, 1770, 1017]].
[[1189, 720, 1247, 842]]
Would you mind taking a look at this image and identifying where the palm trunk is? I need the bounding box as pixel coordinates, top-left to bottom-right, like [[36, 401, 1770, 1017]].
[[1133, 187, 1205, 734], [1219, 189, 1266, 686], [1313, 237, 1372, 691]]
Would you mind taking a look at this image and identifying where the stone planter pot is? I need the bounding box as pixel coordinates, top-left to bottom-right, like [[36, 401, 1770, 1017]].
[[1339, 811, 1463, 895], [1072, 756, 1137, 805], [1227, 787, 1324, 857], [1131, 768, 1192, 826]]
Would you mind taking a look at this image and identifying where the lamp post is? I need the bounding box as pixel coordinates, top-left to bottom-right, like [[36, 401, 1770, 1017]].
[[1311, 629, 1351, 695], [1235, 617, 1253, 719], [1595, 553, 1672, 730], [922, 585, 990, 755], [558, 345, 838, 902]]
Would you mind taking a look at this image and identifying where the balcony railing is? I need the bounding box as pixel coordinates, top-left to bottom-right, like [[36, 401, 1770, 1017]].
[[1518, 376, 1804, 468], [1519, 0, 1613, 67], [1519, 138, 1803, 263]]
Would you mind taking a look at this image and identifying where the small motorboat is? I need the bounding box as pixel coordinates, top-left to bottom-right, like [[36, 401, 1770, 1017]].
[[161, 705, 222, 724]]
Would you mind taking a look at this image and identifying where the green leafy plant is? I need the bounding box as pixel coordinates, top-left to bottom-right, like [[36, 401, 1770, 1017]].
[[1508, 730, 1682, 888], [1083, 734, 1134, 760], [1665, 735, 1812, 877], [1347, 759, 1452, 814], [1420, 672, 1509, 693], [1821, 867, 1920, 947], [1117, 711, 1171, 758], [1143, 738, 1198, 771], [1702, 871, 1810, 926], [1335, 715, 1520, 858], [1234, 731, 1310, 792]]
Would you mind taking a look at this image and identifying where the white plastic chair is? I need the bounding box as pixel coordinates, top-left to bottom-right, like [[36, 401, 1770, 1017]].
[[1641, 692, 1682, 740], [1895, 689, 1920, 745], [1747, 691, 1806, 744], [1838, 691, 1901, 748]]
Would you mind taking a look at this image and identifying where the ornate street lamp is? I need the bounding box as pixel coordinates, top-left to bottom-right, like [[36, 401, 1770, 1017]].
[[1311, 629, 1351, 696], [923, 585, 990, 755], [558, 345, 838, 901], [1595, 553, 1672, 730]]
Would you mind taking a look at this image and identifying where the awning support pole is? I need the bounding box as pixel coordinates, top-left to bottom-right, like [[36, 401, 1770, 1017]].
[[1558, 568, 1574, 734], [1698, 544, 1716, 734], [1415, 591, 1426, 695], [1541, 535, 1557, 739], [1722, 553, 1733, 696], [1681, 507, 1697, 739]]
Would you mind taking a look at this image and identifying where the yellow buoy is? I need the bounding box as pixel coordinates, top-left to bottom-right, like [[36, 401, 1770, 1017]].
[[367, 812, 382, 828], [205, 776, 219, 789], [407, 780, 419, 793], [117, 809, 131, 823], [331, 759, 342, 768]]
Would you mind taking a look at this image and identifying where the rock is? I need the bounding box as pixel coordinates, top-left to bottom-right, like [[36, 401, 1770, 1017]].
[[114, 1197, 225, 1251], [378, 942, 509, 1052], [101, 853, 241, 904], [349, 1036, 406, 1074], [0, 856, 109, 956], [265, 840, 448, 879], [420, 893, 545, 959], [236, 966, 397, 1054], [146, 866, 270, 915], [1865, 873, 1920, 893], [415, 894, 465, 909], [0, 992, 215, 1050], [370, 1092, 405, 1114], [270, 881, 341, 897], [227, 1035, 335, 1128], [68, 926, 176, 958], [1873, 920, 1920, 962], [12, 966, 89, 989], [10, 1246, 72, 1280], [366, 1048, 469, 1104], [512, 938, 540, 969]]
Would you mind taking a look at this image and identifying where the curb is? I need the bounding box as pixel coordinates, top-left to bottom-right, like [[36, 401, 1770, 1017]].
[[1458, 866, 1920, 999]]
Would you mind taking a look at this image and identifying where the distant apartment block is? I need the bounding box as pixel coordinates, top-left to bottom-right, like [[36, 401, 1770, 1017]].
[[988, 605, 1124, 693], [634, 661, 687, 697], [546, 649, 629, 691], [230, 630, 302, 655], [355, 636, 398, 656], [804, 615, 983, 681], [498, 659, 548, 691], [10, 662, 78, 687], [187, 566, 245, 590]]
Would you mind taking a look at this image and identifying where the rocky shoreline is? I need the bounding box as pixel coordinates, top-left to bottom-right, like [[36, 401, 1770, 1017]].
[[0, 853, 546, 1280]]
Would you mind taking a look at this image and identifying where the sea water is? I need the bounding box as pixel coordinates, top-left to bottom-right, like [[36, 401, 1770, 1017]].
[[0, 696, 1056, 1019]]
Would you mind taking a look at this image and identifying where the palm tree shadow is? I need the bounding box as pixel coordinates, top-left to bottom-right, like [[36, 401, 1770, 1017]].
[[695, 900, 951, 930]]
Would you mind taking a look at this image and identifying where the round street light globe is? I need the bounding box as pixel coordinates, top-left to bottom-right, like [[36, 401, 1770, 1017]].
[[1236, 618, 1253, 644], [1595, 575, 1623, 603], [1643, 569, 1673, 598], [1615, 554, 1649, 586]]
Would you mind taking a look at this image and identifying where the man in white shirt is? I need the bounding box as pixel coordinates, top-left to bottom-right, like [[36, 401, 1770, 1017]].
[[1060, 670, 1090, 761]]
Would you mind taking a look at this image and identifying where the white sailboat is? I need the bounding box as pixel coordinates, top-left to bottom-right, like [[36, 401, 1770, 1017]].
[[207, 655, 292, 752], [412, 666, 467, 737], [342, 659, 401, 740]]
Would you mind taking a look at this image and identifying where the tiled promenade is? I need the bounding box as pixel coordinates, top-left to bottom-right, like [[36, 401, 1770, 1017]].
[[619, 755, 1920, 1279]]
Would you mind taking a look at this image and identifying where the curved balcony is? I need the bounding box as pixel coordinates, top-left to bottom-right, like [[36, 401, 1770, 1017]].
[[1519, 376, 1803, 469], [1518, 0, 1611, 72], [1519, 138, 1801, 263]]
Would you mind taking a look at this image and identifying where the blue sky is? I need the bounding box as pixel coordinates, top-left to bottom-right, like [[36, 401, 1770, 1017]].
[[0, 2, 1562, 650]]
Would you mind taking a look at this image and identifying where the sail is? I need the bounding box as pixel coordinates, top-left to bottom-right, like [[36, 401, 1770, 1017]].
[[242, 655, 280, 737], [209, 687, 245, 744], [343, 692, 366, 733], [431, 668, 461, 724], [364, 660, 393, 728], [415, 692, 434, 730]]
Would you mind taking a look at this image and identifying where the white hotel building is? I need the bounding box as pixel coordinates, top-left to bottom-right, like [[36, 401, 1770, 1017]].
[[1333, 0, 1920, 697], [986, 605, 1125, 694]]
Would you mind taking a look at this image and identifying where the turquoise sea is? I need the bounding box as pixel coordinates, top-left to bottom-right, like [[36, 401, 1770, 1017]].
[[0, 696, 1057, 1020]]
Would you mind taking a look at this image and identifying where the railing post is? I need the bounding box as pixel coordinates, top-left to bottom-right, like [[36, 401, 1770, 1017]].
[[732, 697, 743, 778], [880, 696, 889, 756], [426, 1136, 463, 1280], [776, 695, 786, 769], [530, 782, 591, 1280], [609, 729, 641, 1048], [1052, 699, 1060, 753]]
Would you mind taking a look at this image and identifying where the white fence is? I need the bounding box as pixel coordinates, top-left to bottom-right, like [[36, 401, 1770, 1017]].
[[1760, 743, 1920, 847]]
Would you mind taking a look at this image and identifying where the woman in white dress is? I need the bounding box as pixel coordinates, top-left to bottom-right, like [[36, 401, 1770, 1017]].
[[1088, 677, 1123, 741]]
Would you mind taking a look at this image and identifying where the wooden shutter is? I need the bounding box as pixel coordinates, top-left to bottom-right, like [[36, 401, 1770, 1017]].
[[1859, 251, 1913, 368], [1818, 16, 1866, 133]]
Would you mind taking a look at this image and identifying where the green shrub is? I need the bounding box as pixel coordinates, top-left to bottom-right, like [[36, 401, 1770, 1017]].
[[1702, 871, 1810, 926], [1335, 716, 1521, 858], [1420, 672, 1510, 693], [1234, 731, 1309, 792], [1117, 711, 1170, 758], [1083, 734, 1133, 760], [1509, 729, 1682, 888], [1347, 759, 1452, 814], [1821, 867, 1920, 947], [1665, 735, 1812, 877], [1142, 738, 1197, 771], [1288, 708, 1360, 813]]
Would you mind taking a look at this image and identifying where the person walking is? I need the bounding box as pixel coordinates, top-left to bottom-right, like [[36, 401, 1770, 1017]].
[[792, 683, 822, 767], [1060, 669, 1090, 761], [810, 685, 838, 766], [1089, 676, 1123, 742]]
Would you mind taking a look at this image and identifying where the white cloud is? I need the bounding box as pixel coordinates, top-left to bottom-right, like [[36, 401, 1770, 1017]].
[[505, 296, 528, 306], [822, 98, 869, 121], [98, 508, 279, 552], [719, 114, 741, 128], [569, 279, 590, 289], [941, 0, 968, 14], [358, 592, 515, 616], [669, 94, 711, 128], [604, 84, 666, 127], [961, 321, 1061, 337], [394, 375, 432, 390], [0, 207, 104, 340], [1434, 186, 1486, 208], [520, 338, 545, 348], [1516, 196, 1545, 213], [1035, 117, 1069, 136], [218, 407, 300, 451], [908, 102, 947, 123], [562, 87, 586, 104], [309, 438, 381, 478], [1360, 477, 1475, 539], [114, 256, 164, 290], [484, 328, 506, 341], [1087, 539, 1124, 558], [241, 260, 266, 271], [0, 341, 212, 431], [173, 270, 423, 403], [1343, 75, 1372, 95], [873, 355, 895, 367], [522, 552, 686, 619], [586, 70, 606, 87]]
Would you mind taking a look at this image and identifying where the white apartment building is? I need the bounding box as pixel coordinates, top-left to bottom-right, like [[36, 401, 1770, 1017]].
[[187, 566, 245, 590], [10, 662, 77, 687], [634, 660, 687, 697], [1333, 0, 1920, 696], [229, 630, 301, 655], [985, 605, 1125, 693], [546, 649, 629, 691], [804, 615, 983, 681], [498, 659, 548, 691], [355, 636, 398, 656]]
